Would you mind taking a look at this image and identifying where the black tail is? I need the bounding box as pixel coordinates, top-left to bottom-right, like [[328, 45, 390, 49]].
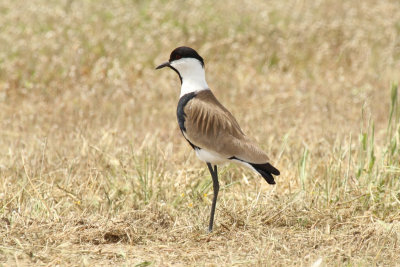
[[250, 162, 280, 185]]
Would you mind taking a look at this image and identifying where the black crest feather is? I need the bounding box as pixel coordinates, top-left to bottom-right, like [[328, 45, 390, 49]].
[[169, 46, 204, 66]]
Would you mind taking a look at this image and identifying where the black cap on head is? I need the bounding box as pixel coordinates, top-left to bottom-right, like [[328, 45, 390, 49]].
[[169, 46, 204, 66], [155, 46, 204, 84]]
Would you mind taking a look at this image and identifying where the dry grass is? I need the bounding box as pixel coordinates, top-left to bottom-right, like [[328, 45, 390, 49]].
[[1, 0, 400, 266]]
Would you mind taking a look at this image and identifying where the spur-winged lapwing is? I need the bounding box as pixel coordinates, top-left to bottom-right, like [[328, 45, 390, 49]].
[[156, 46, 280, 232]]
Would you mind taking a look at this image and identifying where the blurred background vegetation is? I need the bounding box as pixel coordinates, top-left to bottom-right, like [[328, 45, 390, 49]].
[[0, 0, 399, 265]]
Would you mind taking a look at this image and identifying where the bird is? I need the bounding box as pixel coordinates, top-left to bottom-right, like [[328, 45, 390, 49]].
[[156, 46, 280, 232]]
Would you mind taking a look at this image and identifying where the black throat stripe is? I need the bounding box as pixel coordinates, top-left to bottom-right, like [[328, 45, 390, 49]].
[[177, 92, 196, 131], [177, 92, 198, 149], [170, 65, 182, 84]]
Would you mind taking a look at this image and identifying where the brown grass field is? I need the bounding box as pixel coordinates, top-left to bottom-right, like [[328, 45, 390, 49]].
[[1, 0, 400, 266]]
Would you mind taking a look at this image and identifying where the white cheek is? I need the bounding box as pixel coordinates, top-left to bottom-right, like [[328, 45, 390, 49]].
[[170, 60, 185, 71], [170, 58, 209, 97]]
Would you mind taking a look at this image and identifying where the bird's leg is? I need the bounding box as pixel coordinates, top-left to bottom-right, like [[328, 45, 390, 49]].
[[206, 163, 219, 232]]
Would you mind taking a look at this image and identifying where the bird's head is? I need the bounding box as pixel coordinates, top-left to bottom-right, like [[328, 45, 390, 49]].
[[156, 46, 205, 84]]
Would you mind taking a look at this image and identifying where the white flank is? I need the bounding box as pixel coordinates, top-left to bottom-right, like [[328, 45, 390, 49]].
[[195, 148, 227, 165]]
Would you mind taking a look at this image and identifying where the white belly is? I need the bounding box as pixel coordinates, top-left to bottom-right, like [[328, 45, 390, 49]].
[[195, 148, 228, 165]]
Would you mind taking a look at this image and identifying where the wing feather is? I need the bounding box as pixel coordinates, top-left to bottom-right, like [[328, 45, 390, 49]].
[[183, 90, 270, 164]]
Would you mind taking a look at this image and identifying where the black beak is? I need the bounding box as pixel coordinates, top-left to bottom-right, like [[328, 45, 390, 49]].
[[155, 61, 170, 70]]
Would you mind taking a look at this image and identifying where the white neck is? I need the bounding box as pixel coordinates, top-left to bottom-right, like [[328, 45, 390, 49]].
[[170, 58, 209, 97]]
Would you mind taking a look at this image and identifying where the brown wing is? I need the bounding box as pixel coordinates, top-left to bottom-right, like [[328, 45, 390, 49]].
[[183, 90, 270, 164]]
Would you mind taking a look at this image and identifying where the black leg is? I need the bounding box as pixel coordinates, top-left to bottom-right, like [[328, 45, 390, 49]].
[[207, 163, 219, 232]]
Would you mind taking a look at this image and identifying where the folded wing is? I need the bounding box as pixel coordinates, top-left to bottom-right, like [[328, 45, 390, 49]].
[[183, 90, 271, 164]]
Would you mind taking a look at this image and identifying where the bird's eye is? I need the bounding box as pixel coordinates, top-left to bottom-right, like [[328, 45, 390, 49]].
[[175, 55, 182, 60]]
